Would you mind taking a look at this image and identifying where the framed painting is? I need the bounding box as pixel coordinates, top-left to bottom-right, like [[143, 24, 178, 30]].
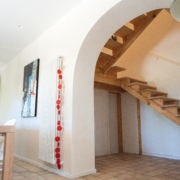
[[21, 59, 39, 117]]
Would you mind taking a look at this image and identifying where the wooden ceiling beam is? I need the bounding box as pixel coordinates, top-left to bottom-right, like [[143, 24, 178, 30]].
[[102, 9, 162, 74], [94, 82, 123, 93], [94, 74, 121, 87]]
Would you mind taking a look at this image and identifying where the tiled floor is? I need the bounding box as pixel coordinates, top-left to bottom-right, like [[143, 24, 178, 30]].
[[5, 153, 180, 179]]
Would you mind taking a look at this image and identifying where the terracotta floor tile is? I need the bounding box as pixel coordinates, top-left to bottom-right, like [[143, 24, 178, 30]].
[[98, 174, 114, 179], [116, 174, 133, 179], [107, 178, 123, 180], [5, 154, 180, 180]]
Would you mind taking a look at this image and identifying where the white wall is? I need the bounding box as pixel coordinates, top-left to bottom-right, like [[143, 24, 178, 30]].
[[94, 89, 119, 156], [119, 10, 180, 160], [0, 0, 172, 178], [109, 93, 119, 154], [121, 93, 139, 154], [94, 89, 109, 156]]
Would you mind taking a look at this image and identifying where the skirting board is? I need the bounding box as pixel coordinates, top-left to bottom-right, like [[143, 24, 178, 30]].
[[143, 152, 180, 161], [14, 154, 96, 179]]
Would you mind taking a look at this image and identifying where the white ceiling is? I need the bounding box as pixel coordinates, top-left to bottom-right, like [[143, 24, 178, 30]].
[[0, 0, 84, 69]]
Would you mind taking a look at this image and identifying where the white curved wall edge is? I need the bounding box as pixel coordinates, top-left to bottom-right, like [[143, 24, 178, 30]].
[[72, 0, 173, 175], [14, 154, 96, 179]]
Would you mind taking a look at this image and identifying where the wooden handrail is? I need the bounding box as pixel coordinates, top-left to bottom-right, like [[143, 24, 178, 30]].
[[148, 52, 180, 67], [0, 126, 15, 180]]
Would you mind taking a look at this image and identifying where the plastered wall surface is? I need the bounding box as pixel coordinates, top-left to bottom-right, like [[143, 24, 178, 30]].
[[94, 89, 119, 156], [94, 89, 109, 156], [119, 10, 180, 159], [121, 93, 139, 154], [0, 0, 172, 178], [109, 93, 119, 154]]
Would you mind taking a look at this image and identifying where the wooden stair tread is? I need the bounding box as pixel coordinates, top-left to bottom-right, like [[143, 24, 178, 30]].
[[96, 53, 113, 68], [118, 77, 147, 84], [127, 82, 156, 90], [114, 26, 134, 38], [139, 89, 168, 95], [109, 66, 126, 73], [104, 39, 123, 50], [149, 96, 180, 102], [163, 105, 180, 108], [130, 14, 147, 25]]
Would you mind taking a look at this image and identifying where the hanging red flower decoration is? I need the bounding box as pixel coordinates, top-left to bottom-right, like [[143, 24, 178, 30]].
[[57, 126, 62, 131], [58, 84, 62, 89], [55, 153, 60, 158], [55, 63, 62, 170], [55, 136, 60, 142], [57, 164, 61, 169], [56, 100, 61, 104], [57, 69, 61, 74], [56, 159, 60, 164], [55, 148, 60, 153]]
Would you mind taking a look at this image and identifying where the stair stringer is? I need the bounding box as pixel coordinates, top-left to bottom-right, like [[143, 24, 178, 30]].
[[119, 81, 180, 126]]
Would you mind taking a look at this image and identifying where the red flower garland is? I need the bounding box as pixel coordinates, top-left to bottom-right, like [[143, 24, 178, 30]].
[[55, 68, 63, 169]]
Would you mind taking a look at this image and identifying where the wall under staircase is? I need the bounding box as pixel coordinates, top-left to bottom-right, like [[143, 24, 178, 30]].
[[120, 10, 180, 159], [95, 9, 180, 159]]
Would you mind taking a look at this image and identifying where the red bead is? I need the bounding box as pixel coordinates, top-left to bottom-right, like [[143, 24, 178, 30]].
[[57, 126, 62, 131], [57, 69, 61, 74], [57, 121, 60, 125], [55, 153, 60, 158], [58, 84, 62, 89], [57, 105, 60, 109], [58, 95, 60, 99], [57, 142, 60, 147], [57, 164, 61, 169], [59, 75, 62, 79], [56, 159, 60, 164], [56, 100, 61, 104], [55, 148, 60, 153], [58, 110, 60, 115], [55, 136, 60, 142]]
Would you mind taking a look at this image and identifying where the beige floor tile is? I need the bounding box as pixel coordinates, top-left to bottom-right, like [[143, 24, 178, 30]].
[[12, 176, 29, 180], [28, 176, 46, 180]]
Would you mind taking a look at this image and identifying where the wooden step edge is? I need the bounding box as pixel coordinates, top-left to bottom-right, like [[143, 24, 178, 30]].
[[101, 47, 113, 56], [149, 96, 180, 101], [163, 105, 180, 108], [118, 77, 147, 84], [127, 82, 157, 89], [111, 66, 126, 73], [139, 89, 168, 94]]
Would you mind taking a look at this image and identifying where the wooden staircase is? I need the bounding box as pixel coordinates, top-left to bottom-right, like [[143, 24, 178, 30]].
[[119, 78, 180, 126], [99, 9, 162, 75], [94, 9, 180, 126]]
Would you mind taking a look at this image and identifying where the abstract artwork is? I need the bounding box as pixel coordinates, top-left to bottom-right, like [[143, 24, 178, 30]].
[[21, 59, 39, 117]]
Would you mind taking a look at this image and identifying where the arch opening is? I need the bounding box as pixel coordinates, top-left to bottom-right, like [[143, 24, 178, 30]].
[[71, 0, 173, 176]]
